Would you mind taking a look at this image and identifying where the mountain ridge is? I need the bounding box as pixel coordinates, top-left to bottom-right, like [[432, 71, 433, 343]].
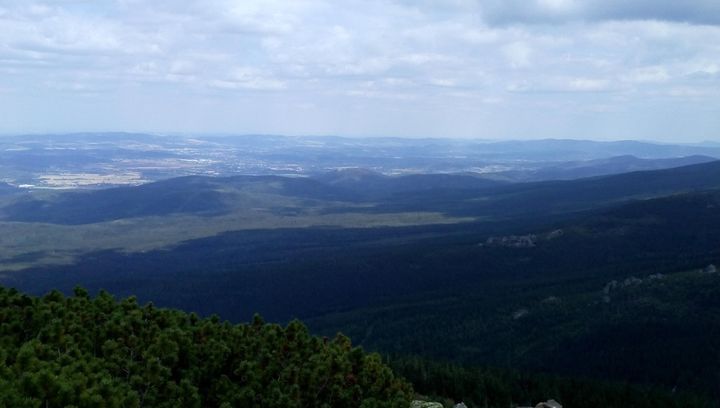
[[3, 158, 720, 225]]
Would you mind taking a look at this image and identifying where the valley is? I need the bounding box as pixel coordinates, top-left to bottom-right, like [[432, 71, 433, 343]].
[[2, 135, 720, 405]]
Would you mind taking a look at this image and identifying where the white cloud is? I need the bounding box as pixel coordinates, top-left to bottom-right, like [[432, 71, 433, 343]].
[[507, 77, 615, 93], [622, 67, 670, 84], [567, 77, 611, 91], [502, 42, 533, 68], [210, 67, 285, 91], [0, 0, 718, 140]]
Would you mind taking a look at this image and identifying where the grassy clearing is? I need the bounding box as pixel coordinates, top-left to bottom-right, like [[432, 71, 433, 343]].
[[0, 209, 475, 271]]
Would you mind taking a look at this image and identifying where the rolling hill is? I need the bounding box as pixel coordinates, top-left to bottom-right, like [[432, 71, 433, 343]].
[[0, 175, 347, 225], [3, 161, 720, 401], [464, 139, 720, 160], [2, 158, 720, 226], [349, 158, 720, 218], [489, 154, 717, 182]]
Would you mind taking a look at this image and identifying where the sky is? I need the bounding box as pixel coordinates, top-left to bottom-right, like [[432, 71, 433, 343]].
[[0, 0, 719, 141]]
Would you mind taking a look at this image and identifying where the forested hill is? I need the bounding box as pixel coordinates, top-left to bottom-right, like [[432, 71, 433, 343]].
[[0, 286, 412, 408], [1, 286, 714, 408], [3, 159, 720, 226]]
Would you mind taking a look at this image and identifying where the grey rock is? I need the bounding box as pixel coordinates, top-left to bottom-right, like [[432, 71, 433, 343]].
[[513, 308, 529, 320], [410, 401, 444, 408], [535, 399, 563, 408], [621, 276, 643, 287], [603, 280, 618, 294], [541, 296, 561, 305], [483, 234, 537, 248]]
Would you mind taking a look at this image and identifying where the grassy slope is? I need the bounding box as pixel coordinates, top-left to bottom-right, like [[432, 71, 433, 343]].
[[0, 175, 476, 271]]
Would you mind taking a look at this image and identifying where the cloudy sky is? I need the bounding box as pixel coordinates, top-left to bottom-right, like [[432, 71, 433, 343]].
[[1, 0, 719, 141]]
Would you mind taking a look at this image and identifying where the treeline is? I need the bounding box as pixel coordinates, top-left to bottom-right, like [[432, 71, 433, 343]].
[[389, 356, 717, 408], [0, 286, 412, 407]]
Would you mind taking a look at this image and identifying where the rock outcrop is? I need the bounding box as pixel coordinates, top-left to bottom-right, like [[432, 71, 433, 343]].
[[480, 229, 564, 249], [518, 400, 563, 408], [482, 234, 537, 248], [410, 401, 443, 408], [536, 399, 563, 408]]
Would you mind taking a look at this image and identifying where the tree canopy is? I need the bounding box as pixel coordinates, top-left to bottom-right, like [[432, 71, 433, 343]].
[[0, 286, 412, 408]]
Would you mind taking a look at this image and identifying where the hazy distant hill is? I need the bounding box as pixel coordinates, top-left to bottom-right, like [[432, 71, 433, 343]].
[[216, 136, 720, 161], [366, 159, 720, 218], [490, 154, 717, 182], [315, 169, 504, 197], [465, 139, 720, 160], [4, 133, 720, 188], [4, 159, 720, 225]]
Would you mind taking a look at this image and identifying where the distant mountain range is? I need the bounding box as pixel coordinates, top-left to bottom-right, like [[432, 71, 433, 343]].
[[3, 133, 720, 188], [315, 169, 504, 196], [488, 154, 717, 181], [3, 158, 720, 226], [460, 139, 720, 160], [2, 157, 720, 228]]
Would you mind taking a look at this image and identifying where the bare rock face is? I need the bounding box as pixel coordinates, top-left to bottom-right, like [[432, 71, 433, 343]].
[[410, 401, 444, 408], [535, 399, 563, 408], [512, 308, 529, 320], [482, 234, 537, 248], [412, 398, 562, 408]]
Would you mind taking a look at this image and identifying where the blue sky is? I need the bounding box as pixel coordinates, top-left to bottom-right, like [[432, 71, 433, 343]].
[[1, 0, 719, 141]]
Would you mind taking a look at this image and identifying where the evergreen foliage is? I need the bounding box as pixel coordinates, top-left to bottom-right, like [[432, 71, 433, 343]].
[[389, 356, 717, 408], [0, 286, 412, 408]]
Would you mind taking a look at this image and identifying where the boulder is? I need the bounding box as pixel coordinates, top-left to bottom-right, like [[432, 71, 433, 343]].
[[536, 399, 562, 408]]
